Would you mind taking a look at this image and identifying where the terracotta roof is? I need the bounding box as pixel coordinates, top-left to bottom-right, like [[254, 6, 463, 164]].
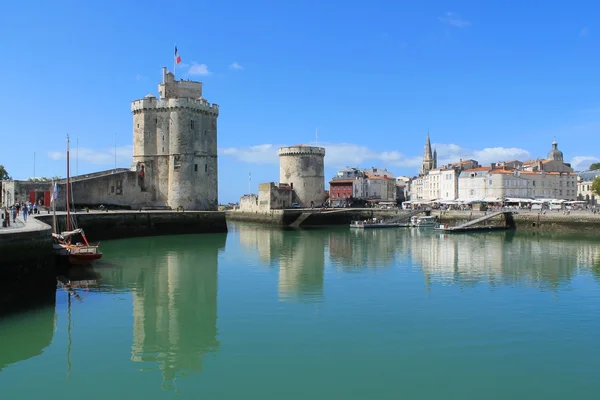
[[329, 179, 355, 184], [364, 173, 395, 180], [463, 167, 490, 172]]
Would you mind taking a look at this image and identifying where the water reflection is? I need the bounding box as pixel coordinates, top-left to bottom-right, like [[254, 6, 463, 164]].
[[0, 307, 56, 372], [330, 229, 398, 271], [409, 230, 600, 290], [237, 224, 325, 302], [102, 234, 226, 389]]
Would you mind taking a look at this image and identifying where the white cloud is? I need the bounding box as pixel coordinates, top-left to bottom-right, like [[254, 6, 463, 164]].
[[580, 27, 590, 37], [229, 62, 244, 71], [219, 142, 530, 174], [438, 12, 471, 28], [188, 63, 211, 76], [47, 145, 133, 166], [570, 156, 599, 171]]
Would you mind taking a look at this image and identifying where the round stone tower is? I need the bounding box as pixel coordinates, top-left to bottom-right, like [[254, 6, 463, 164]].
[[278, 145, 326, 207]]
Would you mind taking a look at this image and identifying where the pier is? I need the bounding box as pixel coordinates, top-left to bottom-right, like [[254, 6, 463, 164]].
[[436, 211, 516, 232]]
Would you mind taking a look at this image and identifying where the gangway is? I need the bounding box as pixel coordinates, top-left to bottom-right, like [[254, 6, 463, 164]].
[[437, 211, 516, 232]]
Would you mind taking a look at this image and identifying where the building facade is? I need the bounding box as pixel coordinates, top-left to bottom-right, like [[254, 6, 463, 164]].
[[329, 167, 396, 204], [577, 170, 600, 205]]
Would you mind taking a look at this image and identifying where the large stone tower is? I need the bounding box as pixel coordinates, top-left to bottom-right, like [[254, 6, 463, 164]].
[[131, 67, 219, 210], [278, 145, 326, 207]]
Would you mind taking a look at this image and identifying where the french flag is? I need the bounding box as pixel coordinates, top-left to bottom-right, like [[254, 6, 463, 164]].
[[175, 46, 181, 64]]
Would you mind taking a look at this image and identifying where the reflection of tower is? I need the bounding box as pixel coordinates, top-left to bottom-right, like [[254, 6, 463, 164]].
[[237, 223, 284, 266], [421, 132, 437, 175], [278, 231, 325, 302], [130, 235, 224, 389], [278, 145, 326, 207]]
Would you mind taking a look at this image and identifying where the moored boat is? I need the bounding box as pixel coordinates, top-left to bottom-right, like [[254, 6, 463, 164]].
[[410, 215, 437, 228], [350, 218, 409, 229], [51, 137, 103, 265]]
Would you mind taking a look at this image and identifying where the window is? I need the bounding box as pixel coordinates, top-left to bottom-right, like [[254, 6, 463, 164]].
[[137, 124, 139, 128], [191, 120, 195, 129], [155, 118, 157, 124], [194, 164, 198, 172], [205, 164, 208, 172]]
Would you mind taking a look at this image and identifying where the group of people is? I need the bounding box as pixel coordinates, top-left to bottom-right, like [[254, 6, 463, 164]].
[[2, 201, 38, 226]]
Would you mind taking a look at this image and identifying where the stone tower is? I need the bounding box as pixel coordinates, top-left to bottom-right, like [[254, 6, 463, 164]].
[[421, 132, 437, 174], [278, 145, 326, 207], [131, 67, 219, 210]]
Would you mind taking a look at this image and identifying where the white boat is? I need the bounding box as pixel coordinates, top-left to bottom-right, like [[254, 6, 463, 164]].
[[410, 215, 437, 228], [350, 218, 408, 229]]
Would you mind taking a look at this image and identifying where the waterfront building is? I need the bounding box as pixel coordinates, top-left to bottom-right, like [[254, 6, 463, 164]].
[[329, 167, 396, 204], [577, 170, 600, 205]]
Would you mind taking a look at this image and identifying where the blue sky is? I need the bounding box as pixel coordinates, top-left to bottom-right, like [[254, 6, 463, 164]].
[[1, 0, 599, 203]]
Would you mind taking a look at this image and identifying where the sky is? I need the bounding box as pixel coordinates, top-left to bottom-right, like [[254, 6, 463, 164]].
[[1, 0, 599, 203]]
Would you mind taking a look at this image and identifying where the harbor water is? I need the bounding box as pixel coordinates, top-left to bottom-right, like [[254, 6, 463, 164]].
[[1, 223, 600, 399]]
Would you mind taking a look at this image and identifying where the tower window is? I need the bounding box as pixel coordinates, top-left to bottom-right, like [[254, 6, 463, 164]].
[[137, 124, 139, 128], [205, 164, 208, 172], [194, 164, 198, 172], [155, 118, 157, 124], [191, 120, 195, 129]]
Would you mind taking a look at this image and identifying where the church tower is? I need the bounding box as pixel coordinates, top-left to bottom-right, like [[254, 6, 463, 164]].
[[421, 132, 436, 175]]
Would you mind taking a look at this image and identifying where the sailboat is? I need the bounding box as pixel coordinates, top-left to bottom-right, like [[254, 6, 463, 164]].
[[51, 136, 103, 265]]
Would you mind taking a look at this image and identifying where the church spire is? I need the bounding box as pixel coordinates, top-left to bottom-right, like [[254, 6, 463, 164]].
[[421, 131, 434, 175]]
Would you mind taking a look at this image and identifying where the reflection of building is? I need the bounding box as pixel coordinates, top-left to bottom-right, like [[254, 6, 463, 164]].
[[126, 234, 225, 389], [408, 230, 597, 290], [329, 229, 398, 271], [236, 224, 325, 302]]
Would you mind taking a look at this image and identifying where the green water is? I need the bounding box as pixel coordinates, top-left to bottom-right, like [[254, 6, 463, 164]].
[[1, 224, 600, 399]]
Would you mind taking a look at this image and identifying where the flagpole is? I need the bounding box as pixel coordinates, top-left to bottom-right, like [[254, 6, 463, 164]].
[[248, 172, 251, 194], [174, 43, 176, 78], [316, 128, 318, 147]]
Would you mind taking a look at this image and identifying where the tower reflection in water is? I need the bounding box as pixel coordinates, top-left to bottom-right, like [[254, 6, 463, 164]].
[[110, 234, 226, 389], [237, 224, 325, 303]]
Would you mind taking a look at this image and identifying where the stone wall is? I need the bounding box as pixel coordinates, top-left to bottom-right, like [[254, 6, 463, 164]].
[[0, 218, 55, 316], [54, 170, 155, 210], [37, 211, 227, 241], [239, 194, 260, 212], [1, 180, 53, 206]]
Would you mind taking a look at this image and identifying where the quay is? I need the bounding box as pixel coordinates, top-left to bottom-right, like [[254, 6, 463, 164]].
[[226, 208, 600, 232]]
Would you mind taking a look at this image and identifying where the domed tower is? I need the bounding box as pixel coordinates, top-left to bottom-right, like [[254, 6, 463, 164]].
[[132, 67, 219, 210], [547, 139, 564, 162], [278, 145, 326, 207]]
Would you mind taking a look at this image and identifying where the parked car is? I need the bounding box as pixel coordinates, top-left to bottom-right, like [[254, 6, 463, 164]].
[[290, 203, 301, 209]]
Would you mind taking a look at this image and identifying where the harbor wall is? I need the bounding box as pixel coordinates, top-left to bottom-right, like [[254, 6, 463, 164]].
[[36, 211, 228, 241], [0, 218, 55, 316], [227, 208, 600, 232]]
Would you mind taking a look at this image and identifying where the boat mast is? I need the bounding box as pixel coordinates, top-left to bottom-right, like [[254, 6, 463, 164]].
[[66, 136, 71, 232], [52, 179, 57, 234]]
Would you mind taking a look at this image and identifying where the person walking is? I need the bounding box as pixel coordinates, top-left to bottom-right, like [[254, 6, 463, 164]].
[[22, 204, 29, 222], [11, 205, 17, 224]]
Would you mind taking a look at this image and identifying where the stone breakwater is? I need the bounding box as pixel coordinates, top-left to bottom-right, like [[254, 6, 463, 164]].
[[227, 209, 600, 232]]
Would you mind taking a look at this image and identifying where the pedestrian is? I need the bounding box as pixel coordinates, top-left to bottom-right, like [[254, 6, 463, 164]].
[[22, 204, 29, 222], [11, 205, 17, 223]]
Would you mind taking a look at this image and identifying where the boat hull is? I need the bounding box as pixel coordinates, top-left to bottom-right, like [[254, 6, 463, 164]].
[[68, 252, 103, 265]]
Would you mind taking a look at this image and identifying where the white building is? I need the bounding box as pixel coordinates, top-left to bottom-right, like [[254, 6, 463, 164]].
[[577, 170, 600, 205]]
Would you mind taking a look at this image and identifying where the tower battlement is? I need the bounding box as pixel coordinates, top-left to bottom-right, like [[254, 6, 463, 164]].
[[278, 145, 326, 157], [131, 97, 219, 115]]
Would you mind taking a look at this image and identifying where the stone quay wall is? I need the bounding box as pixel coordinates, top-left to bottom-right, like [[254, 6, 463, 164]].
[[0, 217, 55, 316], [227, 208, 600, 232], [36, 211, 228, 241]]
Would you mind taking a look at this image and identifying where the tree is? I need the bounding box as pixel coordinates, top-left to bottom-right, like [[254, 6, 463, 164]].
[[592, 176, 600, 197], [590, 162, 600, 171], [0, 165, 9, 180]]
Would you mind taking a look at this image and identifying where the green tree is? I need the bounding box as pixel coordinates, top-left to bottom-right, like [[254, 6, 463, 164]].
[[0, 165, 10, 180], [591, 176, 600, 197], [590, 162, 600, 171]]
